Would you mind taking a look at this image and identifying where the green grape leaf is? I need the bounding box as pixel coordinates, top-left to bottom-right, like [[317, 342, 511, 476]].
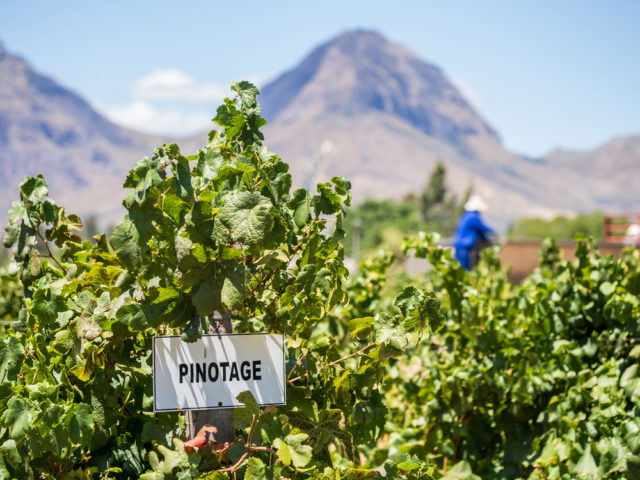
[[0, 336, 24, 383], [274, 433, 312, 468], [233, 81, 260, 109], [191, 275, 223, 316], [288, 189, 312, 227], [237, 389, 261, 413], [394, 286, 445, 333], [574, 448, 598, 477], [214, 191, 272, 249], [32, 288, 67, 325], [221, 263, 247, 311], [187, 200, 216, 245], [441, 461, 481, 479], [621, 364, 640, 403], [1, 397, 35, 440], [69, 403, 95, 444], [348, 317, 374, 340], [599, 281, 616, 296], [53, 329, 76, 354], [244, 457, 281, 480], [77, 314, 102, 341], [115, 302, 150, 331], [196, 149, 225, 180], [110, 217, 143, 271], [0, 439, 21, 468], [20, 174, 49, 204], [162, 191, 187, 225]]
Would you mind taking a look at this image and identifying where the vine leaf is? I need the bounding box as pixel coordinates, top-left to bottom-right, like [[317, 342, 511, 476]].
[[0, 439, 21, 468], [244, 457, 281, 480], [191, 276, 223, 317], [394, 286, 444, 333], [440, 460, 481, 480], [214, 190, 272, 250], [288, 189, 311, 228], [1, 397, 35, 440], [196, 149, 224, 181], [233, 390, 261, 429], [288, 408, 354, 460], [274, 433, 312, 467], [110, 217, 143, 271], [69, 403, 95, 444], [0, 336, 24, 383], [31, 288, 67, 325]]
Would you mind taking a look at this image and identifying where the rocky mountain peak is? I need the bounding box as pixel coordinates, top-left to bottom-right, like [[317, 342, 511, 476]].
[[322, 29, 390, 54], [260, 29, 498, 144]]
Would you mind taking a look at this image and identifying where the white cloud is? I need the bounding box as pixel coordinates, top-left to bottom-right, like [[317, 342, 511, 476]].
[[103, 101, 212, 136], [99, 69, 271, 135], [132, 68, 228, 102]]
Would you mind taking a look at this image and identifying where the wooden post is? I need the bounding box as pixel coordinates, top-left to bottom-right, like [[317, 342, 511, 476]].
[[185, 311, 235, 443]]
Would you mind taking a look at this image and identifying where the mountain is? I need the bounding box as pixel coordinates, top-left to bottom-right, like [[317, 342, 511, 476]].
[[0, 42, 161, 227], [261, 30, 498, 144], [1, 32, 638, 233], [543, 135, 640, 210], [258, 30, 638, 228]]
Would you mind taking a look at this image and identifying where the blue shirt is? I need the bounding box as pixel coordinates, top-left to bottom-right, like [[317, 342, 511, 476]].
[[453, 211, 494, 249]]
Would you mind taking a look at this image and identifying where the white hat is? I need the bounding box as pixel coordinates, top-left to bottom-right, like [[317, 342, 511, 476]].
[[464, 195, 488, 212]]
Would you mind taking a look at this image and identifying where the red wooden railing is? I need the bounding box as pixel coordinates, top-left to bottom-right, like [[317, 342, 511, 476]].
[[604, 213, 640, 244]]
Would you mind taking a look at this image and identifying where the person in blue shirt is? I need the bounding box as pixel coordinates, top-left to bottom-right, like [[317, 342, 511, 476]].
[[453, 195, 495, 270]]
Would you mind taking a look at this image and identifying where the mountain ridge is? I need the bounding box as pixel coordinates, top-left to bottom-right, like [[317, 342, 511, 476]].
[[261, 30, 499, 145], [0, 43, 166, 226], [1, 31, 638, 232], [258, 30, 639, 227], [257, 31, 602, 227]]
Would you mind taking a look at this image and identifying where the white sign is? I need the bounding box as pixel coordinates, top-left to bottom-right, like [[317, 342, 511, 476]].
[[153, 333, 286, 412]]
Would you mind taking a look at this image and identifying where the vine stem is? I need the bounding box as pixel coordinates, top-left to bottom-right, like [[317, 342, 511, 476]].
[[216, 409, 279, 475], [245, 414, 257, 447], [36, 230, 67, 274], [218, 442, 278, 473], [286, 353, 307, 382], [287, 342, 377, 384], [324, 342, 376, 368], [219, 452, 250, 473], [249, 446, 277, 455]]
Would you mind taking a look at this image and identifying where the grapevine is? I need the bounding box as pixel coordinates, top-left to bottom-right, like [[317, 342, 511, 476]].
[[1, 82, 442, 479]]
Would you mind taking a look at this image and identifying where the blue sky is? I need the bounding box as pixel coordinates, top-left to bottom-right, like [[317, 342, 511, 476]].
[[1, 0, 638, 156]]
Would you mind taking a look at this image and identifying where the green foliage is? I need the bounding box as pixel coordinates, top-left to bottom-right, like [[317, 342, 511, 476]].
[[391, 234, 640, 479], [343, 198, 428, 257], [0, 82, 442, 479], [420, 162, 467, 234], [343, 163, 466, 259], [0, 267, 22, 327], [508, 211, 605, 241], [3, 80, 636, 480]]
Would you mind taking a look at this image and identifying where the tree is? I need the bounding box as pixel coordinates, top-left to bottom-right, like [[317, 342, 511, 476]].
[[420, 161, 467, 236], [420, 162, 447, 221]]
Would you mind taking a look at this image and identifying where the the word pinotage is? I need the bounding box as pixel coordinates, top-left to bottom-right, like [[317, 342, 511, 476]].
[[178, 360, 262, 383]]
